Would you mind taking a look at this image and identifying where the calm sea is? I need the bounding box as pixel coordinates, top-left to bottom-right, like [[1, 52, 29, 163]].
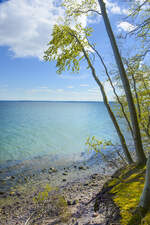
[[0, 101, 132, 170]]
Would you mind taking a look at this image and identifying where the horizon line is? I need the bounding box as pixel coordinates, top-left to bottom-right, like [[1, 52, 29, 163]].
[[0, 100, 116, 102]]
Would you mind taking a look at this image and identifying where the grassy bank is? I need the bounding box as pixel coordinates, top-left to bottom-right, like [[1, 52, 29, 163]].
[[100, 164, 150, 225]]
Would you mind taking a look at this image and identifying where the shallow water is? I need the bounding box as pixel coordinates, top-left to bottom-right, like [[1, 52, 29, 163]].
[[0, 101, 132, 170]]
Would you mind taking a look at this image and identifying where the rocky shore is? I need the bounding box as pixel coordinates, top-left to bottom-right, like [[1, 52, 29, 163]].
[[0, 154, 119, 225]]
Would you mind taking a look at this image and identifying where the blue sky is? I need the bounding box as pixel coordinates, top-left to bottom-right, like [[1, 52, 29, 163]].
[[0, 0, 135, 101]]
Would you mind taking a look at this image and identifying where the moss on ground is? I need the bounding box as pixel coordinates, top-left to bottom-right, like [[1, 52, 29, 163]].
[[106, 164, 150, 225]]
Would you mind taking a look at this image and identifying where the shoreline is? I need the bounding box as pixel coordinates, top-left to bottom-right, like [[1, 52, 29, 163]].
[[0, 170, 111, 225], [0, 150, 115, 196], [0, 154, 116, 225]]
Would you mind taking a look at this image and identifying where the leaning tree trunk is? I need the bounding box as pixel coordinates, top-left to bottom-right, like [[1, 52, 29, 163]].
[[97, 0, 146, 165], [80, 45, 133, 164], [139, 154, 150, 210]]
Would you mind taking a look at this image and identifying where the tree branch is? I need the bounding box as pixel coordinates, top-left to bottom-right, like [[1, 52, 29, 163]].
[[124, 0, 149, 19], [73, 9, 101, 16], [87, 39, 134, 138]]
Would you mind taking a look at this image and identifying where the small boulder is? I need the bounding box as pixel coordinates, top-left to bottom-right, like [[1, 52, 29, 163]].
[[92, 212, 99, 217], [67, 200, 77, 205], [49, 167, 57, 173], [78, 166, 86, 170], [62, 172, 68, 176], [83, 183, 89, 186]]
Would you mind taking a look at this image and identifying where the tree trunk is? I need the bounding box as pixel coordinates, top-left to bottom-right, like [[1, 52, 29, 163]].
[[97, 0, 146, 165], [81, 46, 133, 164], [88, 43, 134, 139], [139, 154, 150, 210]]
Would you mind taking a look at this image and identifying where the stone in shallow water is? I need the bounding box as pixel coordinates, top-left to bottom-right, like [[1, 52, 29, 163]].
[[3, 176, 11, 180], [78, 166, 86, 170], [62, 172, 68, 176], [49, 167, 57, 173]]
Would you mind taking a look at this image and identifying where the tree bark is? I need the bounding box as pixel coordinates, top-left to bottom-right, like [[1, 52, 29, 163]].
[[139, 154, 150, 210], [88, 42, 134, 139], [97, 0, 146, 165], [80, 44, 133, 164]]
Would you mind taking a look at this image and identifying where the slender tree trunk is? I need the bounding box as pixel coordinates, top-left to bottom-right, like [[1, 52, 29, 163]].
[[97, 0, 146, 165], [139, 154, 150, 210], [88, 42, 134, 138], [80, 46, 133, 164]]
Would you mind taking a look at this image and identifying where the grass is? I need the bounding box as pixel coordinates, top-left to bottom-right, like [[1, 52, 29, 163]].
[[105, 164, 150, 225], [0, 182, 71, 224]]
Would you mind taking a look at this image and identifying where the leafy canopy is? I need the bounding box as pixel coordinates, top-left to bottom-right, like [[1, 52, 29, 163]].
[[44, 24, 93, 74]]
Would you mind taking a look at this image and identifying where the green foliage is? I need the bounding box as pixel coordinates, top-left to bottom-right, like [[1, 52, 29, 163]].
[[62, 0, 99, 19], [85, 136, 125, 168], [33, 184, 55, 203], [52, 194, 71, 222], [129, 0, 150, 46], [44, 23, 92, 74], [115, 56, 150, 147], [106, 165, 149, 225], [86, 136, 113, 153], [33, 184, 71, 223]]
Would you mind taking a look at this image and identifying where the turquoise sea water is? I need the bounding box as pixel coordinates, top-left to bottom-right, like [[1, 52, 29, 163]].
[[0, 101, 132, 169]]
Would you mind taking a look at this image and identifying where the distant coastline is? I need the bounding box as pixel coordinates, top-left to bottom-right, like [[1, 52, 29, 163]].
[[0, 100, 116, 103]]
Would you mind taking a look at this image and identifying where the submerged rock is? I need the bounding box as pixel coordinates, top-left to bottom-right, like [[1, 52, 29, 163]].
[[83, 183, 89, 186], [41, 168, 47, 173], [78, 166, 86, 170], [62, 172, 68, 176], [4, 176, 11, 180], [49, 167, 57, 173]]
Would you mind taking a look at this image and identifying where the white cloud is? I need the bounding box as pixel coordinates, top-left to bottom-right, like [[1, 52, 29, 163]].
[[87, 81, 116, 101], [38, 86, 49, 89], [67, 86, 74, 89], [117, 21, 136, 32], [110, 5, 121, 14], [135, 0, 145, 4], [56, 89, 64, 92], [104, 0, 128, 15], [0, 0, 129, 60], [0, 0, 89, 59], [60, 74, 90, 80], [0, 0, 65, 59], [1, 81, 116, 101], [88, 87, 99, 93], [122, 9, 129, 15], [80, 84, 89, 87], [30, 88, 53, 93], [103, 80, 115, 101]]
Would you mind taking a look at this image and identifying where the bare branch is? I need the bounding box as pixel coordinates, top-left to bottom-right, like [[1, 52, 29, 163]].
[[87, 39, 134, 138], [124, 0, 149, 19], [73, 9, 101, 16]]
